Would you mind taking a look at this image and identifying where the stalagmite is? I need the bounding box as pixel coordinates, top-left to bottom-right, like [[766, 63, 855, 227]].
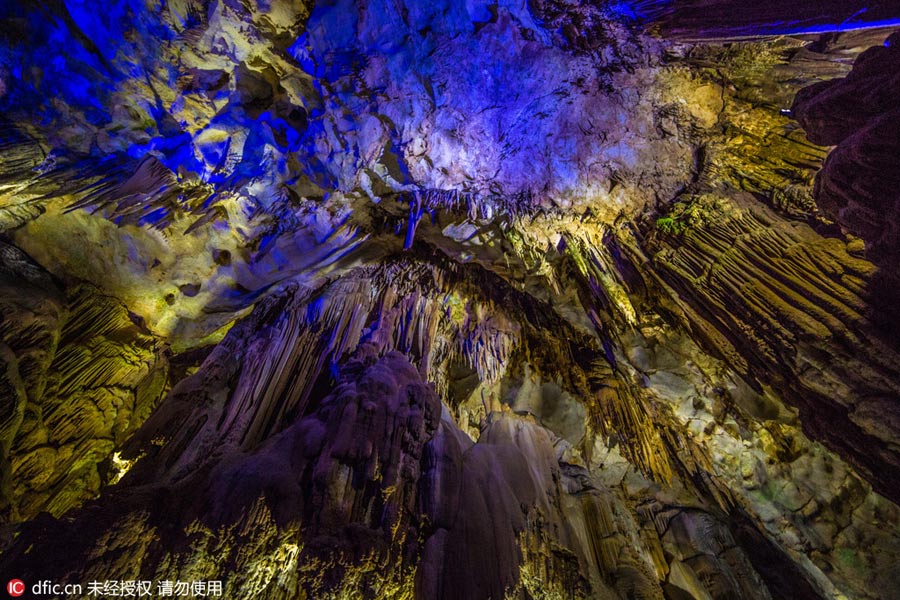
[[1, 1, 900, 598]]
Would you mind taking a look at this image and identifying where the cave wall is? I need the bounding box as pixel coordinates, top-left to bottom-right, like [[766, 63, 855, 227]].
[[0, 241, 168, 524], [793, 31, 900, 342], [0, 273, 782, 600], [1, 1, 900, 599]]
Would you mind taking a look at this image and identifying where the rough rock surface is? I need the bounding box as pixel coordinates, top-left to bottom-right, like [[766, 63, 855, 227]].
[[1, 1, 900, 599], [793, 31, 900, 342], [2, 341, 773, 600], [0, 241, 168, 524]]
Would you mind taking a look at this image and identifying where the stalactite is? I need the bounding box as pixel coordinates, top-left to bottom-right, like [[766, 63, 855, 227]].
[[2, 1, 900, 598], [0, 244, 168, 522]]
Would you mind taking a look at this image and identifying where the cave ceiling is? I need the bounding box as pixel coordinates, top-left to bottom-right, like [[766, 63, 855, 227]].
[[1, 1, 900, 599]]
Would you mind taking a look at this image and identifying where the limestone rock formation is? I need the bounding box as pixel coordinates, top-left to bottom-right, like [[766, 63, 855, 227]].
[[793, 31, 900, 342], [1, 1, 900, 599]]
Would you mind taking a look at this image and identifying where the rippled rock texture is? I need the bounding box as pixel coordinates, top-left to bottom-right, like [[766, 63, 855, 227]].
[[2, 1, 900, 599], [793, 31, 900, 343]]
